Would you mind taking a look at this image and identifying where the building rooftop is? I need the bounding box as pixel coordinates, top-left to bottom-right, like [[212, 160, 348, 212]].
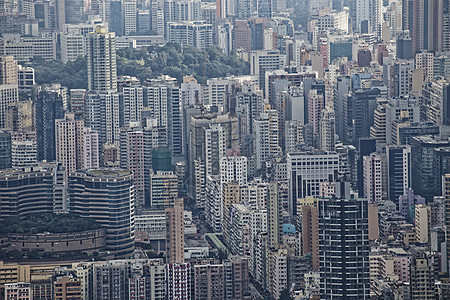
[[83, 168, 131, 178]]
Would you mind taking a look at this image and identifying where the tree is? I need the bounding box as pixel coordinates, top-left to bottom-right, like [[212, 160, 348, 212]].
[[280, 289, 293, 300]]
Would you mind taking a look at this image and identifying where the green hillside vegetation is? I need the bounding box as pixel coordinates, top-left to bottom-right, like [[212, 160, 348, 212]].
[[29, 43, 249, 89], [0, 213, 102, 235]]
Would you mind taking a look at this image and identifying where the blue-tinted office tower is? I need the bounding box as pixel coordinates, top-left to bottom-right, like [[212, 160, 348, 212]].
[[109, 0, 124, 36], [35, 91, 64, 162], [0, 130, 11, 169], [387, 145, 411, 205]]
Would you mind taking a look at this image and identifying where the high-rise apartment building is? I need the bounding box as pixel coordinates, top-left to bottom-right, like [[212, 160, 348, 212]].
[[444, 174, 450, 274], [149, 171, 178, 208], [55, 113, 85, 172], [0, 84, 18, 129], [11, 140, 37, 168], [307, 89, 325, 136], [301, 205, 319, 271], [220, 155, 247, 185], [53, 276, 82, 300], [167, 21, 213, 50], [82, 127, 99, 169], [86, 27, 117, 92], [267, 182, 282, 248], [69, 169, 135, 258], [415, 52, 434, 81], [165, 197, 185, 264], [85, 91, 120, 148], [319, 107, 335, 151], [193, 263, 225, 299], [363, 152, 383, 203], [421, 78, 450, 126], [122, 86, 144, 128], [253, 111, 279, 169], [120, 120, 167, 206], [166, 263, 192, 300], [0, 55, 17, 85]]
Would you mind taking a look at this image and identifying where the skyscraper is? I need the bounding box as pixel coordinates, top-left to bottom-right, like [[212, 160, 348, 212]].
[[86, 27, 117, 92], [0, 130, 11, 169], [166, 197, 185, 264], [319, 184, 370, 299], [205, 124, 226, 177], [35, 90, 64, 162], [387, 145, 411, 204], [0, 84, 18, 129], [69, 168, 135, 258], [0, 55, 17, 85], [55, 113, 85, 172], [267, 182, 282, 248], [123, 1, 137, 35], [85, 91, 120, 149], [363, 152, 383, 203], [287, 151, 340, 215]]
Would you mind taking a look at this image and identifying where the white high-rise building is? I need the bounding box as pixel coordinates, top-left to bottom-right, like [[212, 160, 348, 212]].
[[85, 91, 120, 147], [240, 179, 268, 210], [82, 127, 99, 169], [250, 50, 283, 96], [164, 0, 202, 24], [204, 78, 230, 109], [167, 21, 213, 51], [60, 33, 85, 63], [217, 23, 234, 56], [363, 152, 383, 203], [220, 156, 247, 185], [11, 140, 37, 168], [124, 0, 137, 35], [253, 111, 279, 169], [356, 0, 382, 37], [319, 107, 335, 151], [86, 27, 117, 92], [181, 76, 202, 107], [55, 113, 85, 172], [287, 151, 340, 215], [123, 86, 144, 127]]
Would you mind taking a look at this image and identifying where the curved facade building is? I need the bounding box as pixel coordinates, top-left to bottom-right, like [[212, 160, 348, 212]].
[[0, 163, 67, 218], [69, 169, 135, 258]]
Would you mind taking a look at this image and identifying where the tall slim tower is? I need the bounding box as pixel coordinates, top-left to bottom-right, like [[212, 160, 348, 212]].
[[267, 182, 282, 248], [86, 27, 117, 92], [55, 113, 85, 172], [444, 174, 450, 274], [0, 55, 17, 85], [166, 197, 185, 264], [35, 90, 64, 162], [319, 184, 370, 299], [387, 145, 411, 204]]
